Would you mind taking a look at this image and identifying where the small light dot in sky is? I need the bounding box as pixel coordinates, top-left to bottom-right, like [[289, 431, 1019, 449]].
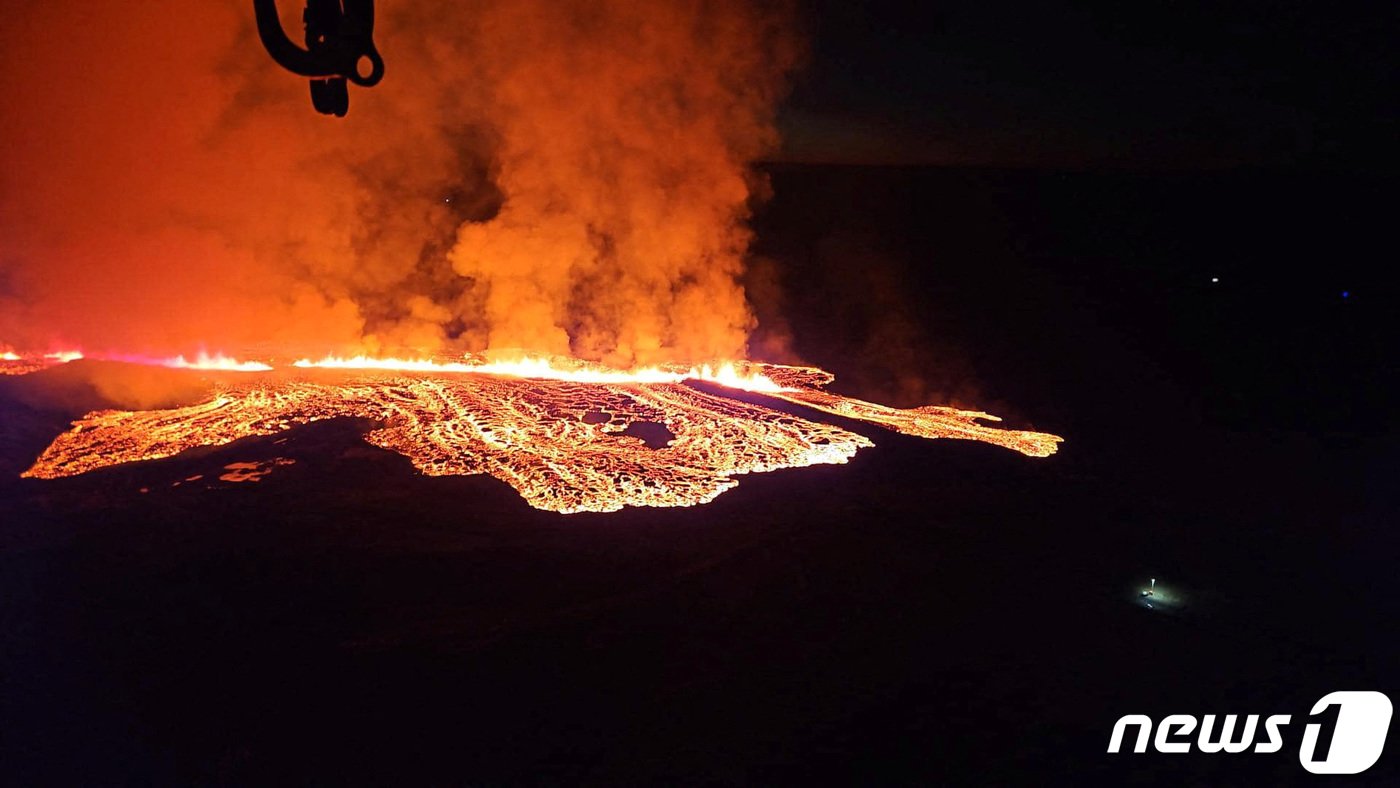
[[1342, 291, 1350, 299], [1211, 277, 1219, 283]]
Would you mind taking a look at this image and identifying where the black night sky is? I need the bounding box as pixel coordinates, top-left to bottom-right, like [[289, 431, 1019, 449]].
[[781, 0, 1397, 169]]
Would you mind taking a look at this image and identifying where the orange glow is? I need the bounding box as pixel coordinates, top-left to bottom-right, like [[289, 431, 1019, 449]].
[[23, 357, 1062, 513], [0, 1, 800, 369]]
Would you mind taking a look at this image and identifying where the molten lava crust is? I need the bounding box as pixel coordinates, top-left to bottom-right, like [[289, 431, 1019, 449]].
[[19, 360, 1060, 513]]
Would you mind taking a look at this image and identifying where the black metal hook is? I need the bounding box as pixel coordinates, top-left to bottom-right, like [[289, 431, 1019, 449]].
[[254, 0, 384, 116]]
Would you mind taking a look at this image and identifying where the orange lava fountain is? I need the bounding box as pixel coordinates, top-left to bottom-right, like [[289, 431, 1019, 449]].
[[17, 354, 1061, 514]]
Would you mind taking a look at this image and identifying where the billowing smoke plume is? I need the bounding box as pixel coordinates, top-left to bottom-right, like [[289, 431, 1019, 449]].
[[0, 0, 800, 366]]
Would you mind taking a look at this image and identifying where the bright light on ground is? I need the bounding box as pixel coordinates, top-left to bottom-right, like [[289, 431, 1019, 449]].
[[1134, 578, 1187, 613]]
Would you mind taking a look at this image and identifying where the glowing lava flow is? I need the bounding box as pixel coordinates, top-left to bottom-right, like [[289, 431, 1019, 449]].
[[20, 358, 1062, 514], [771, 390, 1061, 457], [0, 350, 85, 376], [0, 349, 270, 374], [145, 352, 274, 372], [293, 355, 786, 391]]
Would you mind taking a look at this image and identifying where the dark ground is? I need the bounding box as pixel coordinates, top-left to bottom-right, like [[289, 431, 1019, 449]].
[[1, 164, 1397, 785]]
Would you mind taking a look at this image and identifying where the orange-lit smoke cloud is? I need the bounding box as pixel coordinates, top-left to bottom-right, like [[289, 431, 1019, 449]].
[[0, 1, 799, 365]]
